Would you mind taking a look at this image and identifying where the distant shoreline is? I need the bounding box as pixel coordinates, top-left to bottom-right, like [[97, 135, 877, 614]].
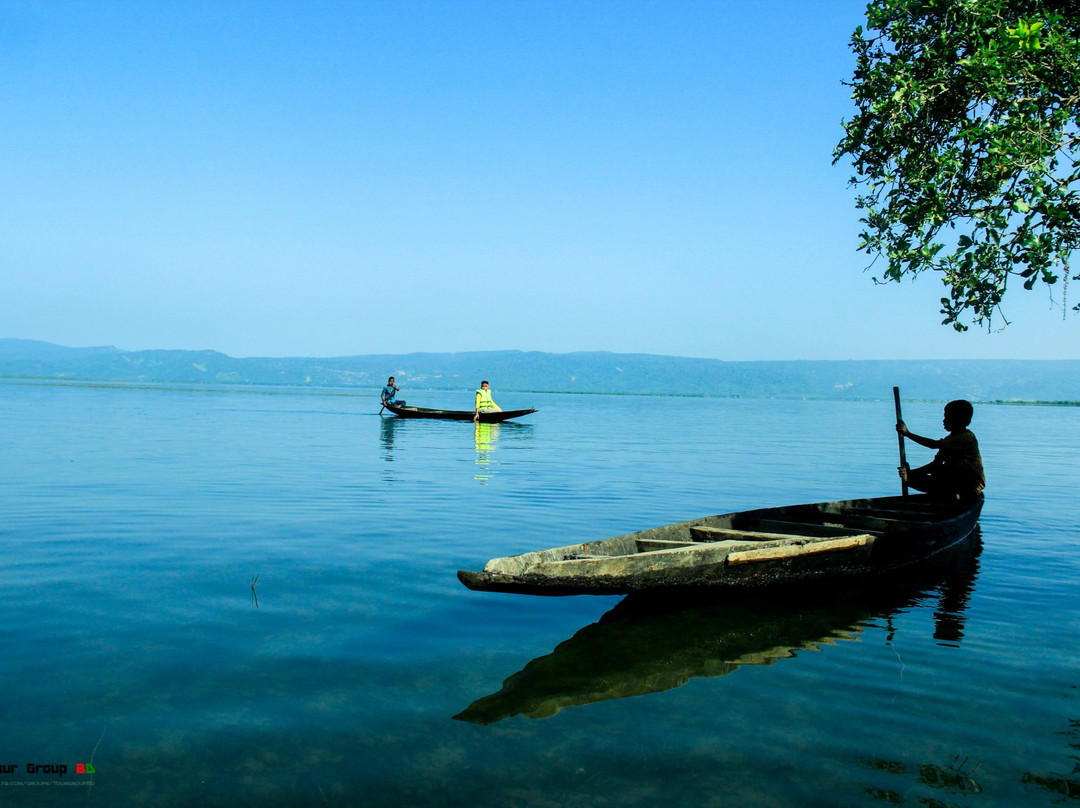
[[2, 375, 1077, 407], [988, 399, 1080, 407], [3, 340, 1079, 402]]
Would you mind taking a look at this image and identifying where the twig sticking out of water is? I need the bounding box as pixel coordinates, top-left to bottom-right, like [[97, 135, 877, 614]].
[[251, 573, 260, 609], [87, 725, 105, 791]]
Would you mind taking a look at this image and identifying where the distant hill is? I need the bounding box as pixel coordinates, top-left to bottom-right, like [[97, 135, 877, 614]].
[[1, 338, 1078, 402]]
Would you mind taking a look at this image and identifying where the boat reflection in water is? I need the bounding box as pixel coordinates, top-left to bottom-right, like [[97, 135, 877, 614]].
[[474, 422, 499, 484], [455, 529, 981, 725]]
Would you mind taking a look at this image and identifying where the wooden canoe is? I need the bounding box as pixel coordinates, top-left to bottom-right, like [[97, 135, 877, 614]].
[[383, 402, 537, 423], [455, 529, 981, 722], [457, 494, 983, 595]]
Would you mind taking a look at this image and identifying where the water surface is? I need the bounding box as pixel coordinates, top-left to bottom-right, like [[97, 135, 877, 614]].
[[1, 380, 1078, 806]]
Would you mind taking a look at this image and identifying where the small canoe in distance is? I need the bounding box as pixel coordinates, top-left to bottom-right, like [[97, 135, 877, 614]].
[[383, 402, 537, 423], [457, 494, 983, 596]]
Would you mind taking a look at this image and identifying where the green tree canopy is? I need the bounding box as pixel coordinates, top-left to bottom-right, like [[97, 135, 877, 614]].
[[834, 0, 1080, 330]]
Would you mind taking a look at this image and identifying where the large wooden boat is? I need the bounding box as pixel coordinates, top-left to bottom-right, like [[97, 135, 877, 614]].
[[383, 402, 537, 423], [457, 494, 982, 596], [455, 528, 981, 722]]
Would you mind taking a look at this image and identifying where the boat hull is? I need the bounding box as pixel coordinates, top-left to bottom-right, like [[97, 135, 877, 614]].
[[457, 494, 983, 596], [384, 403, 536, 423]]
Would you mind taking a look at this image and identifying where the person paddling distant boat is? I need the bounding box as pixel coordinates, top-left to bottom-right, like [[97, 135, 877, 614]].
[[896, 399, 985, 503], [381, 376, 405, 409], [474, 380, 502, 422]]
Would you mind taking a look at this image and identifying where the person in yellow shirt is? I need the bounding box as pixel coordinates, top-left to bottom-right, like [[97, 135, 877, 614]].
[[474, 380, 503, 422]]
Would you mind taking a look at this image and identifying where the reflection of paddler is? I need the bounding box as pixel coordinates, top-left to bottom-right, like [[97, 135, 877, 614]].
[[474, 421, 496, 452], [474, 421, 498, 483], [473, 380, 503, 422]]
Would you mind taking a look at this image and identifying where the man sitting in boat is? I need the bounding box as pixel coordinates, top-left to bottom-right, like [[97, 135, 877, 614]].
[[381, 376, 405, 407], [897, 399, 985, 502], [474, 380, 502, 422]]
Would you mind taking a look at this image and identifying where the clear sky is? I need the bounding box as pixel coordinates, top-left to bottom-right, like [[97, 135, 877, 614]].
[[2, 0, 1076, 360]]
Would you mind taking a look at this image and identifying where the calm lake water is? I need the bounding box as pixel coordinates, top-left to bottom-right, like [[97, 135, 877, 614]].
[[2, 379, 1078, 807]]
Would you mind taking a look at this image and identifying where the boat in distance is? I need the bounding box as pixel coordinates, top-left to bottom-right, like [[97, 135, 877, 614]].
[[457, 494, 983, 596], [383, 402, 537, 423]]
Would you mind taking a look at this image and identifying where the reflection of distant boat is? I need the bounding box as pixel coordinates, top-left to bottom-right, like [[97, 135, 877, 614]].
[[474, 421, 498, 450], [379, 413, 398, 445], [383, 403, 536, 423], [458, 494, 982, 596], [473, 422, 499, 483], [454, 531, 981, 724]]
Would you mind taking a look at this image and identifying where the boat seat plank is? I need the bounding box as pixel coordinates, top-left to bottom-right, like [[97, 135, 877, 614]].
[[749, 511, 902, 531], [691, 527, 786, 540], [840, 507, 938, 521], [690, 526, 811, 543], [741, 520, 884, 539], [857, 500, 961, 513], [835, 513, 924, 530]]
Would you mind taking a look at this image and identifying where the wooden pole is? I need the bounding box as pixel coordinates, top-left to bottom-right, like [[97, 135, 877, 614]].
[[893, 386, 909, 497]]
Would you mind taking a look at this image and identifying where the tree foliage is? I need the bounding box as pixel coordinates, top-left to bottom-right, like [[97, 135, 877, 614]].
[[834, 0, 1080, 330]]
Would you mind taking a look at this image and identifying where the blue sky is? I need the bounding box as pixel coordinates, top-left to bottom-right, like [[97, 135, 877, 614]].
[[2, 0, 1076, 360]]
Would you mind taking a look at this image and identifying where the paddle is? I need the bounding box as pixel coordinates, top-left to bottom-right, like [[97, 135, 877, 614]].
[[893, 386, 909, 497]]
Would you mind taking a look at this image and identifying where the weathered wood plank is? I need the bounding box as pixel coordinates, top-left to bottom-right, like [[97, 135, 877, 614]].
[[726, 534, 874, 566], [690, 526, 815, 543], [750, 519, 885, 539], [841, 507, 937, 521]]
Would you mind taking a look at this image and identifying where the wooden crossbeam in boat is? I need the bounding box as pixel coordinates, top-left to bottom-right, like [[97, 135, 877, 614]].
[[752, 511, 901, 532], [864, 500, 962, 513], [690, 526, 812, 543], [736, 520, 883, 539], [840, 507, 937, 521], [726, 534, 874, 566], [836, 513, 922, 530]]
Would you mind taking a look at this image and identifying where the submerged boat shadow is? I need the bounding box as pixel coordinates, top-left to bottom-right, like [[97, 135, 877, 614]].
[[455, 529, 982, 725]]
